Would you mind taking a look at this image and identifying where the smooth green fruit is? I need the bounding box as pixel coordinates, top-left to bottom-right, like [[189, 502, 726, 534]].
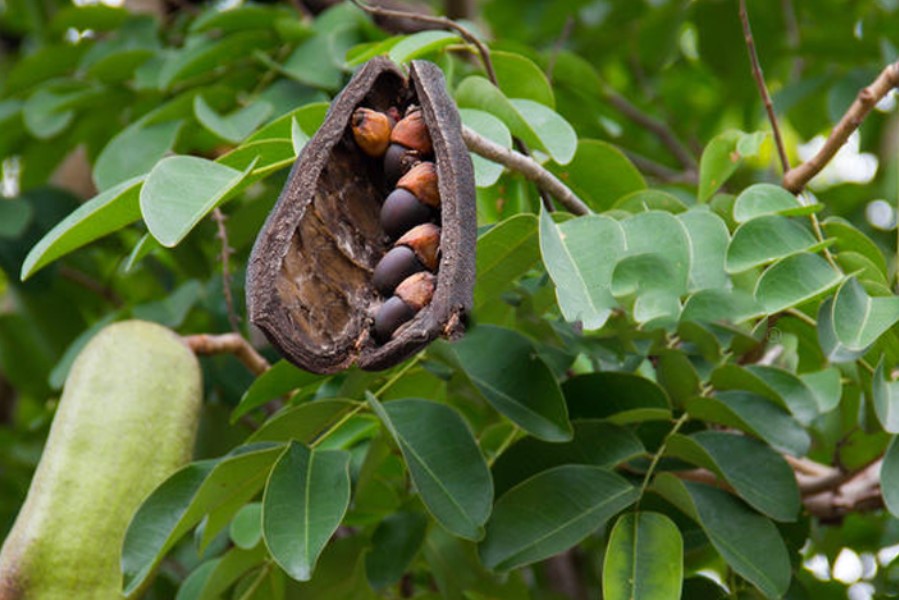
[[0, 320, 202, 600]]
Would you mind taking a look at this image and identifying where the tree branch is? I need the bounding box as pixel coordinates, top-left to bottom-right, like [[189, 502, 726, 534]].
[[349, 0, 497, 85], [783, 61, 899, 193], [739, 0, 790, 173], [461, 126, 591, 215], [183, 333, 270, 376], [602, 89, 697, 170]]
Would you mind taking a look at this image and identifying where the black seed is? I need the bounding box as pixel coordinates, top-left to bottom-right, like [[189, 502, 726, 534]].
[[372, 246, 425, 296], [373, 296, 416, 343], [380, 188, 433, 239], [384, 143, 414, 187]]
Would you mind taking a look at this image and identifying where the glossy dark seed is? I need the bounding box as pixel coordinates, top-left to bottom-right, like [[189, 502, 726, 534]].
[[373, 296, 416, 343], [384, 143, 415, 187], [380, 188, 433, 239], [372, 246, 424, 296]]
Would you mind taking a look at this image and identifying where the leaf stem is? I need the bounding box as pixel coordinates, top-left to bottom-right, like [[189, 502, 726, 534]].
[[235, 563, 272, 600], [637, 412, 689, 504], [487, 425, 519, 468]]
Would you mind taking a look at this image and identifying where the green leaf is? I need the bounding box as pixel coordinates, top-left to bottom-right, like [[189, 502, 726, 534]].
[[459, 108, 512, 187], [491, 421, 644, 497], [455, 76, 576, 164], [291, 116, 310, 156], [817, 296, 866, 363], [232, 360, 325, 423], [387, 31, 460, 64], [873, 359, 899, 433], [667, 431, 800, 521], [799, 367, 842, 413], [22, 88, 75, 139], [685, 391, 811, 456], [194, 96, 273, 143], [479, 465, 637, 571], [563, 372, 671, 424], [474, 214, 539, 309], [263, 442, 352, 581], [94, 119, 183, 191], [140, 155, 253, 247], [732, 183, 816, 223], [613, 190, 688, 214], [365, 510, 428, 590], [123, 460, 218, 595], [196, 544, 267, 600], [282, 29, 356, 91], [345, 36, 402, 67], [123, 445, 283, 594], [21, 176, 144, 280], [492, 50, 555, 108], [679, 210, 730, 292], [230, 503, 263, 550], [680, 289, 763, 324], [754, 252, 842, 313], [247, 399, 358, 443], [831, 277, 899, 352], [451, 325, 572, 442], [726, 215, 821, 273], [654, 350, 701, 407], [710, 364, 819, 423], [0, 200, 31, 238], [652, 475, 791, 599], [603, 512, 683, 600], [539, 210, 625, 330], [881, 436, 899, 519], [132, 279, 202, 327], [159, 31, 275, 89], [823, 216, 888, 277], [698, 130, 761, 202], [548, 140, 646, 211], [246, 102, 329, 143], [368, 396, 493, 540], [619, 211, 691, 297]]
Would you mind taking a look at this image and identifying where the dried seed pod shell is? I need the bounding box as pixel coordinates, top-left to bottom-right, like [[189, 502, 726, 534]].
[[351, 107, 393, 157], [395, 272, 436, 312], [397, 162, 439, 208], [396, 223, 440, 271], [390, 108, 433, 155], [246, 57, 476, 374]]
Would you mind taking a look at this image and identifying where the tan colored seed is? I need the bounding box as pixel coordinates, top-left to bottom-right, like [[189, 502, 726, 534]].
[[396, 223, 440, 271], [351, 107, 393, 157], [395, 271, 436, 311], [390, 108, 432, 155], [397, 162, 439, 208]]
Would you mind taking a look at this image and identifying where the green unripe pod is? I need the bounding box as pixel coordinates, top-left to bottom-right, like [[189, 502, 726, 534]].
[[0, 320, 202, 600]]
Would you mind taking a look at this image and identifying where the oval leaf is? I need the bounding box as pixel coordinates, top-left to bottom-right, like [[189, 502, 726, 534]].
[[652, 474, 791, 599], [873, 359, 899, 433], [754, 252, 842, 314], [474, 213, 539, 310], [479, 465, 637, 571], [563, 372, 671, 424], [540, 210, 625, 330], [451, 324, 572, 442], [881, 436, 899, 519], [726, 214, 820, 273], [603, 512, 683, 600], [140, 155, 253, 247], [459, 108, 513, 188], [262, 442, 351, 581], [832, 276, 899, 352], [733, 183, 815, 223], [368, 396, 493, 540], [548, 140, 646, 211]]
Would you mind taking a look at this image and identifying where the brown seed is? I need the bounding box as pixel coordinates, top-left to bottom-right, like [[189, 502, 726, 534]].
[[396, 223, 440, 271], [397, 162, 439, 208], [390, 108, 432, 155], [380, 188, 434, 239], [395, 271, 436, 311], [351, 107, 393, 157]]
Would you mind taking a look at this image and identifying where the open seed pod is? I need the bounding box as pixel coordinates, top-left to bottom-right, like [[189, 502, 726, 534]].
[[246, 57, 476, 374]]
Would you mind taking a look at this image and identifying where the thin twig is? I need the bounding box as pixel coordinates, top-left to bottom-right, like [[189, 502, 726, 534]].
[[461, 126, 591, 215], [349, 0, 497, 85], [602, 89, 697, 170], [211, 208, 241, 334], [58, 265, 123, 307], [545, 16, 575, 85], [622, 149, 697, 185], [739, 0, 790, 173], [784, 61, 899, 193], [183, 333, 270, 376], [637, 412, 689, 503]]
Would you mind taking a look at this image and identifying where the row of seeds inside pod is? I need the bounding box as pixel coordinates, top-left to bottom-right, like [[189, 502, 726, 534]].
[[352, 105, 441, 343]]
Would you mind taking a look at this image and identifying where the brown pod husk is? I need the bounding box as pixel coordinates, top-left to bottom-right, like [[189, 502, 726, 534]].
[[246, 57, 476, 374]]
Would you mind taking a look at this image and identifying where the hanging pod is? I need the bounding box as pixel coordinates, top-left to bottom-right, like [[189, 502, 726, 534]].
[[247, 57, 476, 374]]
